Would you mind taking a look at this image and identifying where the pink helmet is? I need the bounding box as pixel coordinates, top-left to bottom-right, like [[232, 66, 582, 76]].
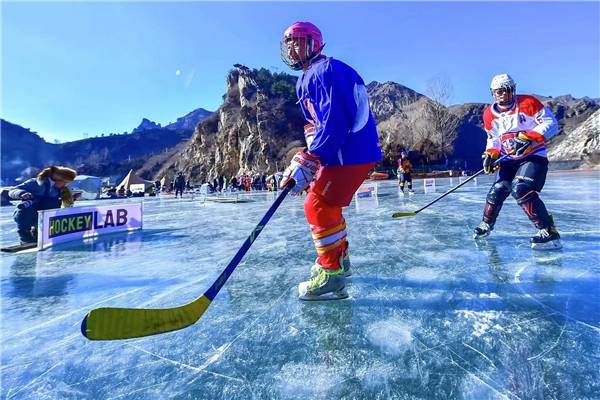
[[281, 21, 325, 70]]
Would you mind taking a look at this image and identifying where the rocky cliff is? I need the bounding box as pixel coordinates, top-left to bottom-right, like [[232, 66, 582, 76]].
[[157, 66, 305, 180], [547, 109, 600, 168]]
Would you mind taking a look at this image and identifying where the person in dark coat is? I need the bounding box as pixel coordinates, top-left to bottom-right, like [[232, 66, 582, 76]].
[[8, 166, 77, 244], [173, 172, 186, 198]]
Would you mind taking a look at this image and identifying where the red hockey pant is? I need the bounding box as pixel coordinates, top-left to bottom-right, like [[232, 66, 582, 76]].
[[304, 162, 375, 270]]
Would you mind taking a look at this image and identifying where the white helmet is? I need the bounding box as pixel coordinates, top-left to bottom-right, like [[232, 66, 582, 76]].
[[490, 73, 516, 93]]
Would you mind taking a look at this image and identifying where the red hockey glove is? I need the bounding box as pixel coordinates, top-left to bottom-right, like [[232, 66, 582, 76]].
[[280, 148, 320, 194], [482, 149, 500, 174]]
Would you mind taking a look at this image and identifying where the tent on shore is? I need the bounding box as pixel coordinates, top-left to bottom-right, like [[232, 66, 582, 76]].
[[116, 170, 154, 192]]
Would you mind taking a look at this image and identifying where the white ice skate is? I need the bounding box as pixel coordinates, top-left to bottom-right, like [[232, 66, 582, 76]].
[[310, 253, 352, 278], [299, 265, 348, 301]]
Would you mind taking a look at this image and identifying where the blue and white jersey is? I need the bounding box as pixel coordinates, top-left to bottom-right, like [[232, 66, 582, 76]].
[[296, 57, 382, 166]]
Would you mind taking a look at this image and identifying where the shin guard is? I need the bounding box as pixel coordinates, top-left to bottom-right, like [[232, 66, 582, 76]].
[[515, 190, 552, 229]]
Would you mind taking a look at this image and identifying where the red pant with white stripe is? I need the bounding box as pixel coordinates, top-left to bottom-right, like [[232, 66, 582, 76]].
[[304, 162, 375, 270]]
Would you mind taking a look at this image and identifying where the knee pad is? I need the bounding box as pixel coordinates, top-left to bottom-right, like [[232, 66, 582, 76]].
[[486, 181, 511, 205], [512, 181, 538, 205]]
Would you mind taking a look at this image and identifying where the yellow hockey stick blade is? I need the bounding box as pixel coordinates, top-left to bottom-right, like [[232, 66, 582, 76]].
[[392, 211, 418, 218], [81, 295, 211, 340]]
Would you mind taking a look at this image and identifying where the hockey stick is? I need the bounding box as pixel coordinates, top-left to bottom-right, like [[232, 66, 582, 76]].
[[392, 154, 511, 218], [81, 185, 291, 340]]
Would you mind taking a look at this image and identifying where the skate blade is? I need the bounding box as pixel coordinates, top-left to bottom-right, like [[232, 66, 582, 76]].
[[473, 233, 490, 240], [298, 282, 349, 301], [531, 239, 562, 250], [299, 289, 349, 301]]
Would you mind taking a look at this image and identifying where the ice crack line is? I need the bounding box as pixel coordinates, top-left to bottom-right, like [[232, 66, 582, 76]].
[[11, 287, 146, 339], [6, 361, 62, 400]]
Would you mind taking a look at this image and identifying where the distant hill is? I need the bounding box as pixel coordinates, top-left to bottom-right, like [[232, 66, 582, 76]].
[[1, 120, 57, 184], [165, 108, 213, 131], [131, 118, 161, 133], [0, 107, 212, 184]]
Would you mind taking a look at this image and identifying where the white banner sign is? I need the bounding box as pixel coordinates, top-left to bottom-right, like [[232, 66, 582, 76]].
[[37, 202, 143, 249], [129, 183, 145, 193], [354, 182, 379, 211]]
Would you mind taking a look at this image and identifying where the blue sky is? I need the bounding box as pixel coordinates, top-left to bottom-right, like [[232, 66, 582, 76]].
[[2, 1, 599, 143]]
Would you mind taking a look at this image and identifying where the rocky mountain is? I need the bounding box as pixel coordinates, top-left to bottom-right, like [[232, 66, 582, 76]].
[[547, 109, 600, 168], [447, 103, 489, 168], [165, 108, 213, 131], [366, 81, 424, 121], [156, 66, 305, 181], [3, 66, 597, 185], [132, 118, 162, 133], [1, 105, 212, 183]]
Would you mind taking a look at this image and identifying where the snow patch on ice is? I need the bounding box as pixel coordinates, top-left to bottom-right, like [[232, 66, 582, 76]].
[[366, 319, 418, 356], [456, 310, 502, 337], [403, 267, 439, 282], [479, 292, 500, 299], [275, 363, 341, 398]]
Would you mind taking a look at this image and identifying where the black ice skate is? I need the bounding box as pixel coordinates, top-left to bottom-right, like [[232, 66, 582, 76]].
[[531, 226, 562, 250]]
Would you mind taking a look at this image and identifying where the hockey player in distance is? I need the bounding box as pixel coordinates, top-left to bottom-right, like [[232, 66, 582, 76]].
[[397, 151, 414, 194], [473, 73, 561, 249], [279, 21, 382, 300]]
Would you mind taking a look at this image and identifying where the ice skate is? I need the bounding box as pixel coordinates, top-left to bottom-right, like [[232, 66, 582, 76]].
[[18, 229, 36, 245], [531, 226, 562, 250], [299, 265, 348, 301], [310, 252, 352, 278], [408, 189, 415, 195], [473, 221, 493, 239]]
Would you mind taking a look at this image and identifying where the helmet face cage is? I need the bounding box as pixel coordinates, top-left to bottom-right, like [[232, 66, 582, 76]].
[[281, 22, 323, 71], [490, 74, 516, 106], [281, 35, 308, 70]]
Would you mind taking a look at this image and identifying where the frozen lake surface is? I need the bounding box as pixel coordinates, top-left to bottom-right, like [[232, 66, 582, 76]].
[[1, 171, 599, 399]]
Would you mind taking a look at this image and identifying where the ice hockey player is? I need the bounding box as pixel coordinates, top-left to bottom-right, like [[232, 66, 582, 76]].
[[280, 21, 382, 300], [397, 151, 414, 194], [473, 73, 561, 249], [9, 166, 77, 244]]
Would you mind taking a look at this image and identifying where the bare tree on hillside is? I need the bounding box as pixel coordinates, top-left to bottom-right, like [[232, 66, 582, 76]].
[[400, 74, 460, 164], [424, 74, 460, 161], [377, 115, 417, 161]]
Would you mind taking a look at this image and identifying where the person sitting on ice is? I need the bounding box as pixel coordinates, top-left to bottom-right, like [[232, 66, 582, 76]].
[[279, 21, 382, 300], [8, 166, 77, 244], [473, 73, 561, 249]]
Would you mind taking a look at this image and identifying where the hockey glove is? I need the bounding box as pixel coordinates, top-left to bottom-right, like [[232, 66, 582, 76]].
[[482, 149, 500, 174], [304, 123, 316, 147], [513, 132, 532, 157], [280, 148, 320, 194], [513, 131, 543, 157]]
